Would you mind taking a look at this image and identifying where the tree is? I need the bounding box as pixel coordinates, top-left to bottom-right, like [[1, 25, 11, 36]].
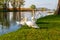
[[10, 0, 25, 21], [0, 0, 4, 3], [40, 8, 46, 12], [56, 0, 60, 14], [30, 4, 36, 9], [10, 0, 25, 9], [30, 4, 36, 21], [0, 0, 6, 8]]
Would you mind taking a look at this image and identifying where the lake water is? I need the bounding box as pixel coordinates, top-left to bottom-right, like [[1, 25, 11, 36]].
[[0, 11, 54, 35]]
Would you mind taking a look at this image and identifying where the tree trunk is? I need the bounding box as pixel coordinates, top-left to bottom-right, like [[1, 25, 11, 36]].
[[19, 5, 21, 21], [13, 0, 17, 21], [57, 0, 60, 14]]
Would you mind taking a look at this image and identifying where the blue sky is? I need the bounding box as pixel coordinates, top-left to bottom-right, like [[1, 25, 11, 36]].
[[23, 0, 58, 9]]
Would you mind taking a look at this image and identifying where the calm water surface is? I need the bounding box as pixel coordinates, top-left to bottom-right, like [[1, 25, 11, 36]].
[[0, 11, 54, 35]]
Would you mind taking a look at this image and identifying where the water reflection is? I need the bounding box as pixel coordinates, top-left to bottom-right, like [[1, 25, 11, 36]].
[[0, 12, 21, 35], [0, 11, 54, 35]]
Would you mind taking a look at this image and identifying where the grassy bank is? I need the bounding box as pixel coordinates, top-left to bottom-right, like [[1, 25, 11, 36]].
[[0, 15, 60, 40]]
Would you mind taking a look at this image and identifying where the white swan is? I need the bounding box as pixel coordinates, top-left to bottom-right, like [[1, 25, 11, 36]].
[[31, 17, 37, 22], [25, 17, 39, 28], [16, 17, 39, 28], [16, 21, 25, 25], [16, 17, 25, 25]]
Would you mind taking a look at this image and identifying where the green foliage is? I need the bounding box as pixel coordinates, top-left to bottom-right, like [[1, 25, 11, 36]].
[[0, 0, 4, 8], [40, 8, 47, 11], [10, 0, 25, 7], [0, 0, 4, 3], [0, 0, 25, 8], [30, 4, 36, 9]]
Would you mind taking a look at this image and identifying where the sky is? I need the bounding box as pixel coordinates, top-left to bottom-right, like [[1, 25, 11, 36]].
[[23, 0, 58, 9]]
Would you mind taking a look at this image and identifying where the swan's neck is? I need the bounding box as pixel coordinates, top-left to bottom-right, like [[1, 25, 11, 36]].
[[31, 17, 36, 22]]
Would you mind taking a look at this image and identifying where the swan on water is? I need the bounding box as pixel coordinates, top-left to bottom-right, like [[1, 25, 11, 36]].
[[16, 21, 25, 25], [16, 17, 25, 25], [16, 17, 39, 28], [24, 17, 39, 28]]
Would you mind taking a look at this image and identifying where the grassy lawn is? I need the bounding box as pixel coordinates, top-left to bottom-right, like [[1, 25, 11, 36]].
[[0, 15, 60, 40]]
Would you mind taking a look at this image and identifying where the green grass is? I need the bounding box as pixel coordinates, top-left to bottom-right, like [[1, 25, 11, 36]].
[[0, 15, 60, 40]]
